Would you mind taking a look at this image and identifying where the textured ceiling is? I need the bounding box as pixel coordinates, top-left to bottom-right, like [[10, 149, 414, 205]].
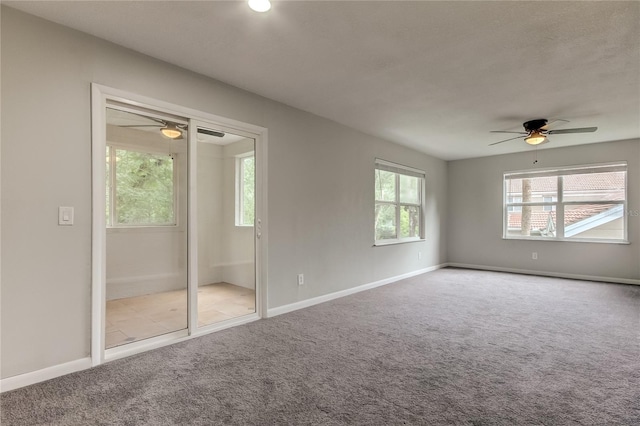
[[5, 1, 640, 160]]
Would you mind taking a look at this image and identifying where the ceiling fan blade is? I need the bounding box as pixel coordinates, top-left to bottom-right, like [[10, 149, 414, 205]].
[[197, 128, 225, 138], [540, 118, 569, 130], [547, 127, 597, 135], [120, 111, 167, 125], [490, 130, 528, 134], [489, 135, 524, 146]]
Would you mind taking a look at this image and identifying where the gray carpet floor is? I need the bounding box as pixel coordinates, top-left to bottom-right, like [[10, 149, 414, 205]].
[[2, 268, 639, 425]]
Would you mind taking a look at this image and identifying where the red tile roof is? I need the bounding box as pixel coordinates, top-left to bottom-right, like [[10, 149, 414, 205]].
[[506, 172, 625, 193], [508, 204, 615, 230]]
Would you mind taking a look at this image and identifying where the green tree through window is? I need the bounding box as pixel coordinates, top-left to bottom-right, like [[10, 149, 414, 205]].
[[107, 146, 176, 226], [241, 156, 255, 226], [375, 160, 424, 244], [237, 155, 255, 226]]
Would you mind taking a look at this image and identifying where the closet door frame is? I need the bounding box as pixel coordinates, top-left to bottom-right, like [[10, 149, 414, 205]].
[[91, 83, 268, 365]]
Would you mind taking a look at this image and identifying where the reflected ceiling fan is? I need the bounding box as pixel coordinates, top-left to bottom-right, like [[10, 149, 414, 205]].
[[117, 112, 225, 140], [489, 118, 597, 146]]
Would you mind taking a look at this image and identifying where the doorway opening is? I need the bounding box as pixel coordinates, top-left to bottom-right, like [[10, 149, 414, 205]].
[[92, 84, 266, 363]]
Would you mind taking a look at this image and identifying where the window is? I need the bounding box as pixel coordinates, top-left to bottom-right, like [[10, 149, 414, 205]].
[[504, 163, 627, 242], [375, 159, 425, 245], [106, 146, 176, 227], [236, 153, 255, 226]]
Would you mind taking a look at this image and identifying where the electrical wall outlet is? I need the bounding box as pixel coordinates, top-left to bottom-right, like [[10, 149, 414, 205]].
[[532, 252, 538, 260], [418, 251, 422, 259], [297, 274, 304, 286]]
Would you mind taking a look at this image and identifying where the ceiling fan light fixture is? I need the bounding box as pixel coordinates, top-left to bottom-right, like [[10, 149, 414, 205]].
[[161, 123, 182, 139], [525, 132, 546, 145], [248, 0, 271, 12]]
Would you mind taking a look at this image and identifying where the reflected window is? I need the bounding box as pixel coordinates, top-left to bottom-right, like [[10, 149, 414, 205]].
[[107, 146, 176, 227], [236, 153, 255, 226]]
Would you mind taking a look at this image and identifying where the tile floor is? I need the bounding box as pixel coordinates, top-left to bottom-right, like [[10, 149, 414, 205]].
[[106, 282, 255, 348]]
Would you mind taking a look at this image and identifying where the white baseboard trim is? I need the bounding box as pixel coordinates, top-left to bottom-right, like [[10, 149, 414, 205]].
[[107, 272, 185, 300], [11, 261, 630, 393], [104, 314, 260, 364], [447, 263, 640, 286], [266, 263, 448, 318], [0, 357, 92, 393]]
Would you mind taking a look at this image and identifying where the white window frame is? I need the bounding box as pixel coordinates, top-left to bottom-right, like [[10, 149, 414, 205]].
[[235, 151, 255, 227], [106, 144, 179, 228], [503, 162, 628, 243], [542, 196, 556, 212], [374, 159, 426, 246], [507, 196, 522, 212]]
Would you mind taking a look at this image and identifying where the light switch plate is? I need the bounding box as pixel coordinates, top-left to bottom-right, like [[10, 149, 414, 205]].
[[58, 206, 74, 226]]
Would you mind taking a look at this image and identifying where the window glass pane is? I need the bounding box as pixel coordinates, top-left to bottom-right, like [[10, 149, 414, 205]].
[[399, 175, 420, 204], [506, 176, 557, 203], [563, 172, 625, 202], [242, 156, 255, 225], [505, 165, 627, 241], [564, 204, 624, 239], [375, 203, 396, 240], [506, 209, 556, 238], [507, 196, 522, 212], [375, 170, 395, 202], [115, 149, 175, 225], [400, 205, 420, 238], [106, 146, 111, 225]]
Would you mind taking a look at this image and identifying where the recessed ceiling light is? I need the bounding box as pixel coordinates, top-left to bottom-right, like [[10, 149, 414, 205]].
[[248, 0, 271, 12]]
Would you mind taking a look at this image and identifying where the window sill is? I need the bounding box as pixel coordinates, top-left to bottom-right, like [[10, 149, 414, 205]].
[[503, 236, 630, 245], [374, 238, 425, 247]]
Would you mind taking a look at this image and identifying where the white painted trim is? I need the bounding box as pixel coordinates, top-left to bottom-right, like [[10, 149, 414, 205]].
[[92, 84, 268, 369], [106, 273, 186, 300], [106, 272, 183, 285], [1, 312, 261, 392], [103, 313, 261, 363], [192, 313, 261, 337], [447, 263, 640, 286], [254, 127, 268, 319], [0, 358, 92, 393], [266, 264, 448, 318], [210, 260, 254, 269], [92, 84, 266, 137], [188, 118, 199, 335], [91, 84, 107, 366], [5, 261, 633, 393]]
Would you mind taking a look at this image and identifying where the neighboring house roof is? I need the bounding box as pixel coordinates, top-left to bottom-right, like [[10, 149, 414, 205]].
[[506, 172, 625, 194], [508, 204, 624, 236]]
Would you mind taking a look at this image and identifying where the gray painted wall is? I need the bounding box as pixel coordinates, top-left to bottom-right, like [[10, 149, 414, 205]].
[[1, 8, 447, 379], [447, 139, 640, 281]]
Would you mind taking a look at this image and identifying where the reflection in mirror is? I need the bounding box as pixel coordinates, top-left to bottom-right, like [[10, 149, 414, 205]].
[[104, 106, 188, 348], [197, 128, 256, 327]]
